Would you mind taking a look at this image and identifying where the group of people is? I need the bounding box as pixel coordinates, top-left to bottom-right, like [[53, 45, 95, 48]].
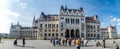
[[50, 37, 89, 49], [14, 38, 25, 47]]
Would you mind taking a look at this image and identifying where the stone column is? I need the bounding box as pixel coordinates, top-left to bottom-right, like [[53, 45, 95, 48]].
[[74, 30, 76, 38], [69, 29, 71, 38]]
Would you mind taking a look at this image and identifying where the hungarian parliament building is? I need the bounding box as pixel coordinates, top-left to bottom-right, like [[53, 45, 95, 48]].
[[10, 6, 117, 40]]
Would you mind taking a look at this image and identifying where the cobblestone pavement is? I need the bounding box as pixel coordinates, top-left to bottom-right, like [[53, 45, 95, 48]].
[[0, 39, 120, 49]]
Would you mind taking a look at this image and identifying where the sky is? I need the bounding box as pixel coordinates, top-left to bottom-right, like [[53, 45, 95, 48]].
[[0, 0, 120, 34]]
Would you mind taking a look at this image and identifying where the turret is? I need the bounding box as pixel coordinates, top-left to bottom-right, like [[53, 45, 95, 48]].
[[60, 5, 64, 10], [79, 7, 84, 12], [93, 15, 98, 20], [40, 12, 45, 18]]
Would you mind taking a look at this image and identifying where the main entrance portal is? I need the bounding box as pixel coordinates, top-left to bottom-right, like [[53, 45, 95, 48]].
[[65, 29, 80, 38]]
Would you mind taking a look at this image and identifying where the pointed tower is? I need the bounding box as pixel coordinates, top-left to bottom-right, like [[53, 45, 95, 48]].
[[32, 14, 36, 27], [17, 21, 19, 25], [65, 5, 67, 10], [33, 14, 35, 23], [10, 22, 13, 28]]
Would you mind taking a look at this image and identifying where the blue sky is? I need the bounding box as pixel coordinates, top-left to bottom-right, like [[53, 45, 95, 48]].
[[0, 0, 120, 34]]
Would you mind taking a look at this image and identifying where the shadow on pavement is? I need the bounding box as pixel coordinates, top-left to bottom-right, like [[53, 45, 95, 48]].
[[82, 45, 95, 47], [15, 45, 35, 48]]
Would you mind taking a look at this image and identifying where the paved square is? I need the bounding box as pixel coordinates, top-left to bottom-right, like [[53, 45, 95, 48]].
[[0, 39, 120, 49]]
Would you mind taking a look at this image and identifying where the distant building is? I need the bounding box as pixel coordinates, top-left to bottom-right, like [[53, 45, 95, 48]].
[[101, 25, 117, 39], [0, 33, 9, 38], [10, 22, 37, 39]]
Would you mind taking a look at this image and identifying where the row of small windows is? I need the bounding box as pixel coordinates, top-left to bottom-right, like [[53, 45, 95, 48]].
[[40, 24, 58, 28], [87, 34, 99, 37], [60, 11, 83, 15], [65, 18, 80, 24], [44, 33, 63, 37], [87, 30, 99, 32], [86, 25, 100, 29], [44, 29, 58, 32], [21, 36, 37, 37]]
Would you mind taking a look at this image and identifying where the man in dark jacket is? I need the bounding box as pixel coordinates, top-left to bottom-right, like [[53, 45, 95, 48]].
[[22, 38, 25, 47]]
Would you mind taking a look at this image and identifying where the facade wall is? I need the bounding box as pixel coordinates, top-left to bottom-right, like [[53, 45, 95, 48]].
[[10, 6, 117, 40]]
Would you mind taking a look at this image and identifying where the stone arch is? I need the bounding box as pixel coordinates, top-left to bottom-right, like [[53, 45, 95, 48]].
[[65, 29, 69, 38], [76, 29, 80, 38], [71, 29, 74, 38]]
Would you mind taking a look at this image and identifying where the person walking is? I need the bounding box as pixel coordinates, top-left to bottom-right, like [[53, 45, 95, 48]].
[[84, 39, 88, 46], [68, 38, 72, 46], [0, 37, 1, 43], [14, 38, 17, 46], [76, 39, 81, 49], [102, 38, 106, 48], [65, 38, 67, 46], [53, 38, 56, 46], [22, 38, 25, 47], [61, 38, 65, 46], [115, 44, 119, 49]]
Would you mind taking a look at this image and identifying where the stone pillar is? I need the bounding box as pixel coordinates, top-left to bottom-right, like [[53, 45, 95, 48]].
[[74, 30, 76, 38], [79, 29, 81, 38], [69, 29, 71, 38]]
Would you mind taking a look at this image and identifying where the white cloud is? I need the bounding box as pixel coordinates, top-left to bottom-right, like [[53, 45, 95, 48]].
[[111, 18, 117, 22], [110, 17, 120, 26], [19, 2, 27, 9], [0, 9, 19, 17], [118, 23, 120, 25], [0, 8, 20, 33], [16, 0, 27, 9]]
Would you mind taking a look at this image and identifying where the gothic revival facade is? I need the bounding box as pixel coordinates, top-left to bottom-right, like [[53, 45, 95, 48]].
[[10, 6, 117, 40]]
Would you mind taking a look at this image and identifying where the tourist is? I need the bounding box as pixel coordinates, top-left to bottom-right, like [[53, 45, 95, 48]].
[[14, 38, 17, 46], [65, 38, 67, 46], [50, 37, 53, 43], [74, 39, 76, 46], [81, 38, 84, 46], [58, 38, 61, 45], [115, 44, 119, 49], [53, 38, 56, 46], [76, 38, 81, 49], [84, 39, 88, 46], [61, 38, 65, 46], [96, 41, 101, 47], [102, 38, 106, 48], [0, 37, 1, 43], [68, 37, 72, 46], [22, 38, 25, 47]]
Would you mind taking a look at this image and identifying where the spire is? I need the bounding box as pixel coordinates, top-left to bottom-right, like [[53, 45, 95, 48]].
[[11, 22, 13, 27], [33, 14, 35, 22], [65, 5, 67, 10], [17, 21, 19, 25]]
